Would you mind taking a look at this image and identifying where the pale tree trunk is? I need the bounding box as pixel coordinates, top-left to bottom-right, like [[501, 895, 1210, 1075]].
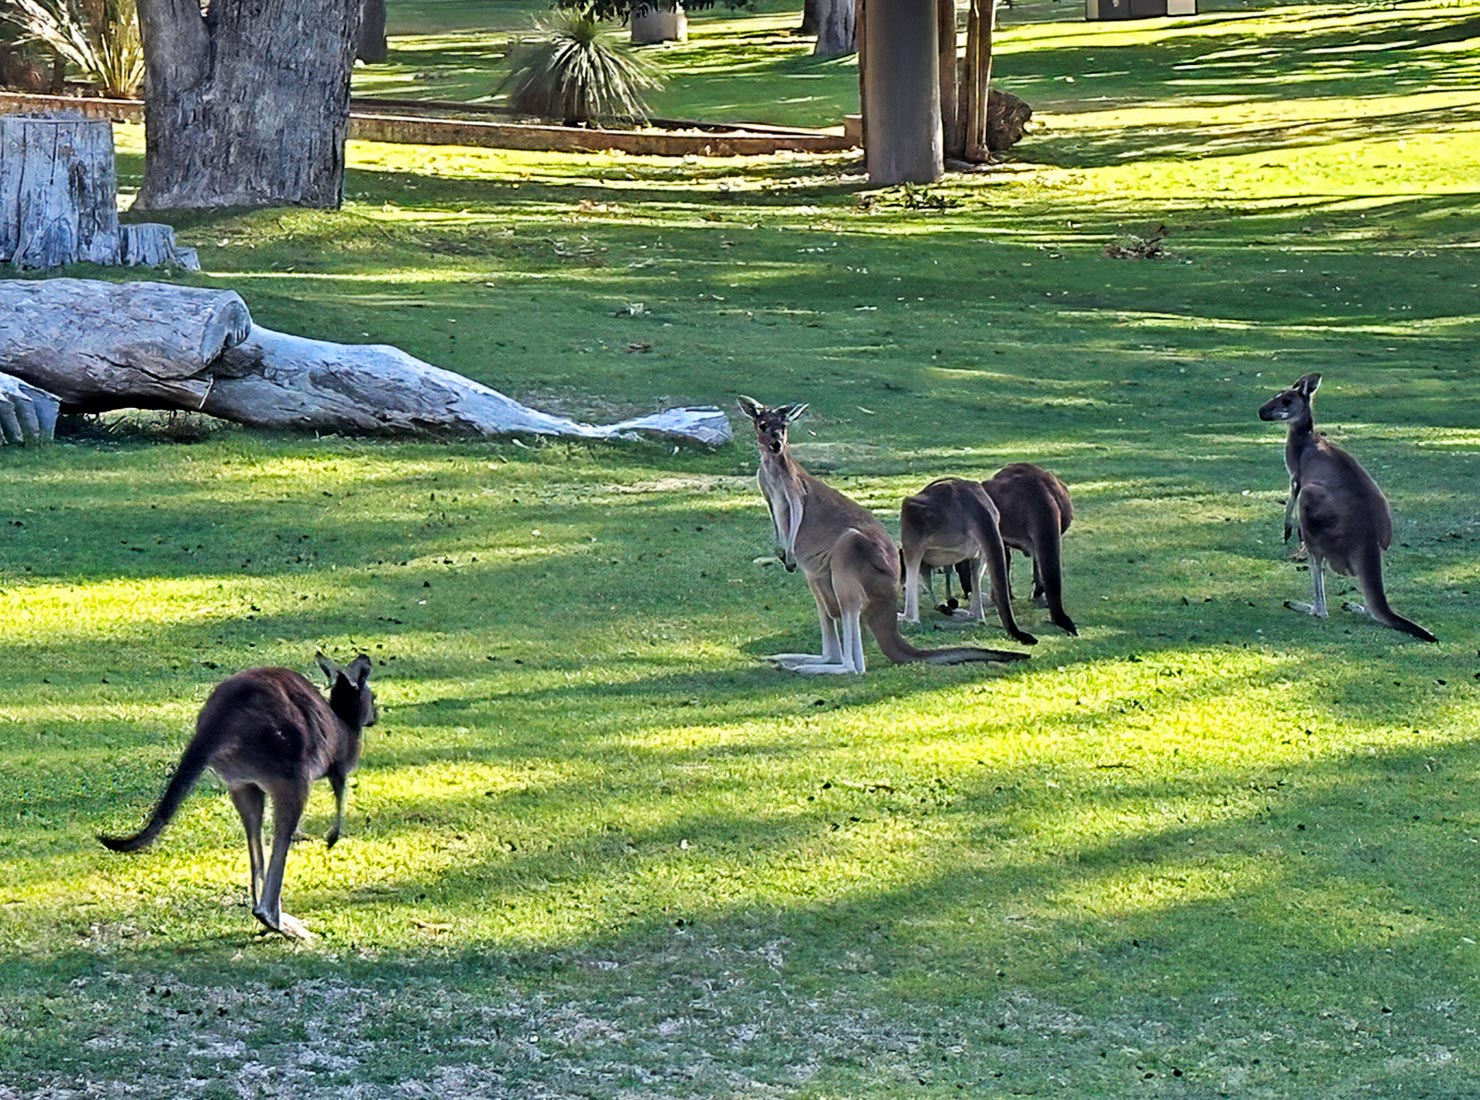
[[358, 0, 389, 63], [800, 0, 826, 34], [813, 0, 856, 57], [862, 0, 942, 185], [136, 0, 363, 210]]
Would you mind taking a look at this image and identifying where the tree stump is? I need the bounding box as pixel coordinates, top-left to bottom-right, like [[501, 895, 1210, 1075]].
[[987, 88, 1032, 151], [0, 115, 122, 269]]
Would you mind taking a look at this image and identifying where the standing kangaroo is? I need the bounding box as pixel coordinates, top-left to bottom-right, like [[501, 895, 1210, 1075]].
[[981, 463, 1077, 636], [99, 654, 377, 939], [898, 477, 1037, 646], [1258, 373, 1436, 642], [738, 396, 1030, 674]]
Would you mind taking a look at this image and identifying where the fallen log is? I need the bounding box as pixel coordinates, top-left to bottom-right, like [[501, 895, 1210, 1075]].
[[0, 279, 251, 409], [208, 327, 732, 445], [0, 278, 731, 446]]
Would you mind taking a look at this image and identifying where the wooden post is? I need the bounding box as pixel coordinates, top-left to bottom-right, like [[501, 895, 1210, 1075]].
[[960, 0, 990, 163]]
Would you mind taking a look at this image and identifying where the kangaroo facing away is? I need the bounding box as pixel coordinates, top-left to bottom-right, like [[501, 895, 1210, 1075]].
[[898, 477, 1037, 646], [1258, 373, 1435, 642], [99, 654, 377, 939], [982, 463, 1077, 636], [738, 396, 1030, 675]]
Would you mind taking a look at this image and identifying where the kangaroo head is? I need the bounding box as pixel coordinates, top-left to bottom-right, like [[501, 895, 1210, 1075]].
[[737, 396, 808, 456], [1259, 373, 1321, 422], [317, 652, 378, 731]]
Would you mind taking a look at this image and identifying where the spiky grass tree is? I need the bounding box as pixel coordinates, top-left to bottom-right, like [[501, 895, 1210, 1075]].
[[499, 11, 661, 127], [5, 0, 143, 98]]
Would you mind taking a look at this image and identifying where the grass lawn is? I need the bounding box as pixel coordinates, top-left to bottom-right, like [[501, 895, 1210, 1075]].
[[3, 1, 1480, 1096]]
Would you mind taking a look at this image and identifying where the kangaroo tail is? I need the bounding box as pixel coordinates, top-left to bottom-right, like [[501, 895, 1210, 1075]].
[[1355, 542, 1436, 643], [865, 604, 1029, 666], [98, 737, 214, 853], [1031, 513, 1077, 636], [967, 499, 1037, 647]]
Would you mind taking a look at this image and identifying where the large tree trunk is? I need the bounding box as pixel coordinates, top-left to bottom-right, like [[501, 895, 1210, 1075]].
[[799, 0, 826, 35], [135, 0, 363, 210], [358, 0, 389, 63], [862, 0, 942, 185], [813, 0, 856, 58], [0, 116, 121, 269], [0, 279, 732, 446]]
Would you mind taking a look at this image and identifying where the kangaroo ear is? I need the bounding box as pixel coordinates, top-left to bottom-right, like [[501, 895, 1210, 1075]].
[[1295, 373, 1322, 396], [782, 403, 809, 423], [315, 651, 340, 685], [736, 395, 764, 421], [344, 654, 372, 689]]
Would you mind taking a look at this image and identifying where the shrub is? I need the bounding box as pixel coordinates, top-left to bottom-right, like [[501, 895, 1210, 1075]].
[[498, 10, 661, 127], [4, 0, 143, 99]]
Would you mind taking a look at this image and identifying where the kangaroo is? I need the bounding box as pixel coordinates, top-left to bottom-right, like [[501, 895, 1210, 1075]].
[[99, 653, 377, 939], [1258, 373, 1436, 642], [981, 463, 1077, 636], [898, 477, 1037, 646], [738, 396, 1030, 674]]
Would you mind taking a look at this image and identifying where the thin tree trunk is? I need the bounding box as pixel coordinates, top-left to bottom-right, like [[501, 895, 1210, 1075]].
[[961, 0, 993, 162], [813, 0, 856, 58], [358, 0, 389, 63], [862, 0, 941, 185], [136, 0, 363, 210], [938, 0, 962, 160]]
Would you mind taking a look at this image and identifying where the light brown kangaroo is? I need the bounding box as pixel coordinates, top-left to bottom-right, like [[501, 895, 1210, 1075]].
[[1258, 373, 1436, 642], [898, 477, 1037, 646], [738, 396, 1030, 674], [99, 654, 377, 939]]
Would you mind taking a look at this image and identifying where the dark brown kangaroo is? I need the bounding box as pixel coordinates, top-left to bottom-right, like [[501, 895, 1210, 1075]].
[[1258, 373, 1435, 642], [982, 463, 1077, 636], [739, 396, 1030, 674], [899, 477, 1037, 646], [927, 464, 1078, 636], [99, 654, 377, 939]]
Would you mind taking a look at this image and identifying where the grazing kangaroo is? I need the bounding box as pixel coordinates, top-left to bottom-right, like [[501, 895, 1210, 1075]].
[[738, 396, 1030, 674], [898, 477, 1038, 646], [99, 654, 377, 939], [981, 463, 1077, 636], [1258, 373, 1436, 642]]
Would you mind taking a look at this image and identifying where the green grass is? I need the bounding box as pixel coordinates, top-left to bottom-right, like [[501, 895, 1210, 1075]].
[[4, 1, 1480, 1095]]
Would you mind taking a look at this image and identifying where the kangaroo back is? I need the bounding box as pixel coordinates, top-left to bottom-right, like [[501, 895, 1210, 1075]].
[[97, 734, 215, 852]]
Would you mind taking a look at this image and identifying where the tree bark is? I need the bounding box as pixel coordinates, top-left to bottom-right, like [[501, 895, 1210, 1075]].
[[813, 0, 856, 58], [0, 279, 733, 446], [862, 0, 942, 185], [958, 0, 991, 162], [357, 0, 389, 63], [135, 0, 363, 210]]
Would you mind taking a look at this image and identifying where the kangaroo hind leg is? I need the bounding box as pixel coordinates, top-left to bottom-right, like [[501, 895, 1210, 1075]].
[[230, 785, 266, 910], [1286, 554, 1328, 619], [255, 780, 313, 940]]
